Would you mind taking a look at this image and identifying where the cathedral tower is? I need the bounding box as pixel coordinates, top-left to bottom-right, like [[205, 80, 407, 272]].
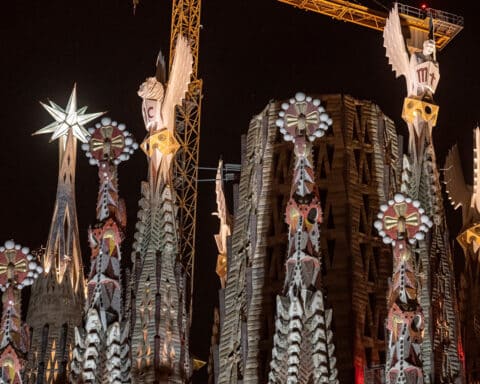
[[130, 36, 194, 383], [267, 92, 338, 383], [218, 94, 400, 384], [26, 86, 103, 383], [383, 5, 462, 381], [70, 117, 137, 383], [0, 240, 42, 383]]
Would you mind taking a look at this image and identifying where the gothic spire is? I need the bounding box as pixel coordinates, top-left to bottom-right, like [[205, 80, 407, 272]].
[[26, 86, 103, 383], [70, 117, 136, 383], [268, 92, 338, 384]]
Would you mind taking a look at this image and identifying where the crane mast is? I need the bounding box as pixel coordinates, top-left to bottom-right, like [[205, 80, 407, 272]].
[[132, 0, 202, 320], [170, 0, 202, 315]]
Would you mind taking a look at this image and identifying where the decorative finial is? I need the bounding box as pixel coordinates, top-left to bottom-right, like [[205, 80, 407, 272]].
[[275, 92, 332, 144], [374, 193, 433, 245], [0, 240, 42, 291], [81, 117, 138, 166], [33, 84, 105, 143]]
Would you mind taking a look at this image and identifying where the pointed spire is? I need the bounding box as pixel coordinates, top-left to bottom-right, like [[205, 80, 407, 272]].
[[71, 117, 136, 383], [269, 93, 338, 383], [375, 195, 432, 383], [27, 86, 102, 383], [0, 240, 42, 383]]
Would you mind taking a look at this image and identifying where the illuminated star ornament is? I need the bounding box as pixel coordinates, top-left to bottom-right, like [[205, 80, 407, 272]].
[[33, 85, 105, 143]]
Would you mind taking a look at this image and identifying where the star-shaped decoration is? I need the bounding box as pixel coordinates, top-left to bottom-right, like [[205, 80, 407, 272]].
[[33, 84, 105, 143]]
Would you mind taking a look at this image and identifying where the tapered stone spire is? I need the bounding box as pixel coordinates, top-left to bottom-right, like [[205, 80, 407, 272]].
[[268, 92, 338, 384], [0, 240, 42, 384], [383, 4, 462, 381], [70, 117, 136, 383], [375, 195, 432, 383], [130, 36, 194, 383], [26, 86, 103, 383]]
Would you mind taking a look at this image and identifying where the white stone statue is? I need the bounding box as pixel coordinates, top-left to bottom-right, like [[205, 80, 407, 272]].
[[384, 4, 440, 101], [384, 3, 440, 166], [138, 35, 193, 186]]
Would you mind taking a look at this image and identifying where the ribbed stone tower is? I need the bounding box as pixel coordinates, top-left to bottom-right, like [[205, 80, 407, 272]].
[[218, 93, 400, 384], [130, 36, 194, 383], [267, 92, 338, 383], [26, 86, 103, 383], [70, 118, 137, 383], [444, 127, 480, 382], [0, 240, 42, 384], [383, 5, 462, 382]]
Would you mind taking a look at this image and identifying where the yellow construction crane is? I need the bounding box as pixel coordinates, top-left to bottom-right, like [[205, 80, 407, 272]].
[[276, 0, 463, 50], [169, 0, 202, 313]]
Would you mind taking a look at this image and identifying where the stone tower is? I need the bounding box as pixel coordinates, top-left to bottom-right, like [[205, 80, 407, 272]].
[[384, 5, 463, 381], [26, 86, 103, 383], [130, 36, 194, 383], [267, 92, 338, 383], [217, 94, 400, 384], [444, 128, 479, 381], [0, 240, 42, 383], [70, 118, 137, 383]]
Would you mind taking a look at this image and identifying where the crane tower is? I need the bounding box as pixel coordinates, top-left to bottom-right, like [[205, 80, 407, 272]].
[[170, 0, 202, 313]]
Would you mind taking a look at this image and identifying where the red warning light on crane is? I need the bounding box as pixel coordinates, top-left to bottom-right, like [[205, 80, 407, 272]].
[[421, 3, 428, 10]]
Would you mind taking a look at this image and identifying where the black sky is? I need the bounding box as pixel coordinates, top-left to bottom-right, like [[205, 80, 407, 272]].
[[0, 0, 479, 382]]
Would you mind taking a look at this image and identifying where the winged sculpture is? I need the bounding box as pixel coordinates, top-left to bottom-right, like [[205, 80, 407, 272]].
[[138, 35, 193, 186], [212, 160, 231, 287], [444, 127, 480, 228], [383, 3, 439, 100]]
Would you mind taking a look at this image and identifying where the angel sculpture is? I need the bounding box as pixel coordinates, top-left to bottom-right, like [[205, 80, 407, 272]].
[[138, 35, 193, 187], [384, 4, 439, 100], [384, 3, 440, 160]]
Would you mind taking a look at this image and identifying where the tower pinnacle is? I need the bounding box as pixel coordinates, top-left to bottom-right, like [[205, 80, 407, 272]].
[[26, 86, 103, 383]]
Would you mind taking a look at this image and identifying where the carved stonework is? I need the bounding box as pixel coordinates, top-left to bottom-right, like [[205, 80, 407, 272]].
[[218, 94, 399, 384], [70, 117, 136, 383], [26, 87, 103, 383], [267, 92, 338, 383], [384, 5, 462, 382], [0, 241, 41, 384], [375, 195, 432, 383], [130, 35, 193, 383]]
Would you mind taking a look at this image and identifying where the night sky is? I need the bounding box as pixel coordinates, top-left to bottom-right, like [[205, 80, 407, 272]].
[[0, 0, 479, 382]]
